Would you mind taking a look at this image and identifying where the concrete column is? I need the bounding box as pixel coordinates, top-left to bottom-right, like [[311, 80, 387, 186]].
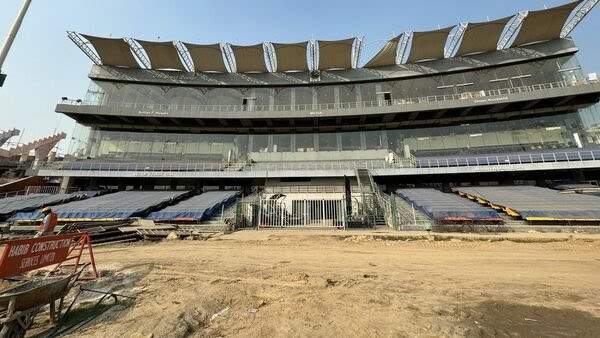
[[34, 143, 55, 166], [47, 151, 56, 163], [59, 176, 71, 194]]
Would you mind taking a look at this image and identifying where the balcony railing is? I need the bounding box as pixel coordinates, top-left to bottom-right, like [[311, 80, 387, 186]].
[[416, 149, 600, 168], [38, 160, 398, 172], [35, 149, 600, 174], [58, 79, 595, 116]]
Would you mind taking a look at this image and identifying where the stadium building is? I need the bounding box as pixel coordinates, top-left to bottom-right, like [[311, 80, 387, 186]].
[[15, 1, 600, 230]]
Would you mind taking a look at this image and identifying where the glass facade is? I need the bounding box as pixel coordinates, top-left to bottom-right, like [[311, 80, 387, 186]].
[[69, 109, 595, 162], [86, 56, 583, 108], [66, 53, 600, 163]]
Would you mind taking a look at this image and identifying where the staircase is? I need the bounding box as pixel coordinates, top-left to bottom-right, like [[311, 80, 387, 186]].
[[355, 169, 386, 228]]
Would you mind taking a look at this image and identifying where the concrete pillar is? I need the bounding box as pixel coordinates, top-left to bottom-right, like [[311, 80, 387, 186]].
[[59, 176, 71, 194], [19, 153, 28, 162], [47, 151, 56, 163], [34, 143, 55, 166], [403, 144, 411, 158]]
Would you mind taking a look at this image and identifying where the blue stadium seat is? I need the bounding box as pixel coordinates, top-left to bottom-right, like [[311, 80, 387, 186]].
[[396, 188, 501, 222], [147, 191, 240, 222]]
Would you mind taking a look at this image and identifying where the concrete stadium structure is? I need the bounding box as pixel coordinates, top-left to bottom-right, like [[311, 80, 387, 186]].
[[25, 1, 600, 229]]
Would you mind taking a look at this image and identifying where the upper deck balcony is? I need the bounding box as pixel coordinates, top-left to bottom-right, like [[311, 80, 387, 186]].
[[57, 79, 600, 133]]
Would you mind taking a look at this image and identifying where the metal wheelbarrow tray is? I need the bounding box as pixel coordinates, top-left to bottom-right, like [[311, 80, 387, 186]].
[[0, 272, 79, 338]]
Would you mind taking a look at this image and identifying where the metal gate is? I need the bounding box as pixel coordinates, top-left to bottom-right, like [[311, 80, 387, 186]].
[[236, 198, 347, 229]]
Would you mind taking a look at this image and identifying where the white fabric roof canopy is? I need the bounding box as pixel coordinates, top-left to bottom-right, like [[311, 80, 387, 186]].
[[136, 40, 185, 71], [512, 0, 582, 47], [183, 43, 228, 73], [272, 42, 309, 72], [82, 34, 139, 68], [230, 44, 268, 73], [317, 38, 355, 70], [407, 26, 455, 63], [364, 35, 402, 68], [456, 16, 513, 56]]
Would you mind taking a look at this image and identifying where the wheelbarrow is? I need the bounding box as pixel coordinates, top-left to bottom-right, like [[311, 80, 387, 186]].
[[0, 270, 82, 338]]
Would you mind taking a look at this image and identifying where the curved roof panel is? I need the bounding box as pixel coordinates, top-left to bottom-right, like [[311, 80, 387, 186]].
[[317, 38, 355, 70], [456, 16, 513, 56], [230, 44, 268, 73], [82, 34, 139, 68], [136, 40, 185, 71], [272, 42, 309, 72], [183, 43, 228, 73], [364, 35, 402, 68], [512, 0, 582, 47], [407, 26, 455, 63]]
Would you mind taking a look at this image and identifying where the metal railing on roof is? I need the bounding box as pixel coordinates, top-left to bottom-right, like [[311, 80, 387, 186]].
[[58, 79, 595, 116]]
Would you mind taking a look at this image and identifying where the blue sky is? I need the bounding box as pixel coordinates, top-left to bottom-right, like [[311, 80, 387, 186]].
[[1, 0, 599, 150]]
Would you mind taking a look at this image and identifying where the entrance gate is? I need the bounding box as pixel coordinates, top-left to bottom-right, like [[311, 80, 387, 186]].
[[235, 198, 347, 229]]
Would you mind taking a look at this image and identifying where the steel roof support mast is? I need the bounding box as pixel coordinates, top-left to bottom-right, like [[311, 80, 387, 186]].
[[0, 0, 32, 87]]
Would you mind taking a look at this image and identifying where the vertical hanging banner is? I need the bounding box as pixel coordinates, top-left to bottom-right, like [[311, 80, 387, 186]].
[[0, 234, 78, 278]]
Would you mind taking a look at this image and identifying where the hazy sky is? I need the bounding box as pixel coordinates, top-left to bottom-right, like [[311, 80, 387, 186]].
[[1, 0, 599, 152]]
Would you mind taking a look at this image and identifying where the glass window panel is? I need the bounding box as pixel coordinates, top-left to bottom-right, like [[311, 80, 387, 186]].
[[252, 135, 269, 153], [365, 131, 384, 150], [319, 133, 338, 151], [341, 132, 361, 151], [295, 134, 315, 152], [272, 134, 291, 152]]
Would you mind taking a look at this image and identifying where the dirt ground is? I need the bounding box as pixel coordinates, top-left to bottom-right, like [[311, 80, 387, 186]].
[[35, 231, 600, 337]]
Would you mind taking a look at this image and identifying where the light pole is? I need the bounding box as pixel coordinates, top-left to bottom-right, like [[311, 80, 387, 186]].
[[0, 0, 33, 87]]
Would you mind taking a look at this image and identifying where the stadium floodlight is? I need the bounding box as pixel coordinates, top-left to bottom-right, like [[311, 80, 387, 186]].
[[0, 0, 33, 87]]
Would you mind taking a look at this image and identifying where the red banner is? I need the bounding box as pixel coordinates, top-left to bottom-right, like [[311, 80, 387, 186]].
[[0, 234, 79, 278]]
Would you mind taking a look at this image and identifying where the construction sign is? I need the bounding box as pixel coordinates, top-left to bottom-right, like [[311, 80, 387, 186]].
[[0, 234, 81, 278]]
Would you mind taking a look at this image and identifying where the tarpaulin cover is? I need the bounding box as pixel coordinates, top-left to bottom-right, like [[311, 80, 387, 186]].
[[12, 191, 189, 220], [0, 193, 88, 218], [454, 186, 600, 221], [396, 188, 501, 222], [148, 190, 240, 221]]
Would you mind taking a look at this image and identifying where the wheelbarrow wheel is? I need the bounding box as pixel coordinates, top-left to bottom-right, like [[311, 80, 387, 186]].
[[0, 321, 27, 338]]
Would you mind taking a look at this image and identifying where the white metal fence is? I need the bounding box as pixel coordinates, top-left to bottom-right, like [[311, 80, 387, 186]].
[[237, 198, 348, 229]]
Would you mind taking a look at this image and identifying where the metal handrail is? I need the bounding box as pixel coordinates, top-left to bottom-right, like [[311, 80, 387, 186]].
[[35, 149, 600, 173], [58, 79, 592, 114], [38, 160, 400, 172], [416, 149, 600, 168]]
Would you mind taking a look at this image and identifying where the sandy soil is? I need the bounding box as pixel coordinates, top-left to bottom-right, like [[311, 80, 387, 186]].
[[40, 231, 600, 337]]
